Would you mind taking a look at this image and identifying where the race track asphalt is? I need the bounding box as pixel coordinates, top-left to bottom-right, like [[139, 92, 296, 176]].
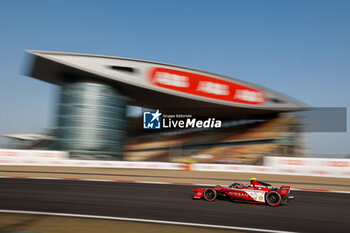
[[0, 178, 348, 233]]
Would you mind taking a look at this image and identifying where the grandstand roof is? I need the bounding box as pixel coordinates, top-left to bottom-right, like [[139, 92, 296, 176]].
[[26, 50, 306, 118], [4, 134, 54, 141]]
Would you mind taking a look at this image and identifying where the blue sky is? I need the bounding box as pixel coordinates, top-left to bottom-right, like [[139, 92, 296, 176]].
[[0, 0, 349, 156]]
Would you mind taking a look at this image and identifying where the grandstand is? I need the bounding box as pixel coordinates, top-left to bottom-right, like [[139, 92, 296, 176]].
[[125, 115, 303, 164], [10, 50, 306, 161], [5, 115, 303, 164]]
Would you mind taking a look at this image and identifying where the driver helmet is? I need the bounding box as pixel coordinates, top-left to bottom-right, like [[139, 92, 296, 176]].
[[250, 177, 256, 186]]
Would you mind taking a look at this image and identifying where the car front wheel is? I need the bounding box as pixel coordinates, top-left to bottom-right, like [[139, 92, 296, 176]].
[[203, 188, 217, 201]]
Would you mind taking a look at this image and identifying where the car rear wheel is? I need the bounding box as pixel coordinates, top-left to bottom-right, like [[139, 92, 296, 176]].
[[266, 191, 281, 206], [203, 188, 217, 201]]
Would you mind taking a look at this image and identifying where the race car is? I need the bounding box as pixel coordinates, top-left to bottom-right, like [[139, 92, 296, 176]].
[[192, 178, 294, 206]]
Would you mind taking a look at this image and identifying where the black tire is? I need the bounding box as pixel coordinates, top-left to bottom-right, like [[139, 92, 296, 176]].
[[203, 188, 217, 201], [266, 191, 281, 206]]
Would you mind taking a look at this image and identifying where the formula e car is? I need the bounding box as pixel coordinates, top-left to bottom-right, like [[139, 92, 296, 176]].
[[193, 178, 294, 206]]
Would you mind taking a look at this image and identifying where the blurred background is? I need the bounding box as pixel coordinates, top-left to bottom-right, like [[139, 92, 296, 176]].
[[1, 0, 349, 160], [0, 1, 349, 233]]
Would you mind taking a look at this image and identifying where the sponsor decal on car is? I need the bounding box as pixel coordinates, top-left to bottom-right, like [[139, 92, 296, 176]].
[[229, 192, 249, 197], [246, 191, 265, 202]]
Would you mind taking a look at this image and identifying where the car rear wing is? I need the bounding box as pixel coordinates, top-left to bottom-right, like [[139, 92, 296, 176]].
[[278, 186, 291, 195]]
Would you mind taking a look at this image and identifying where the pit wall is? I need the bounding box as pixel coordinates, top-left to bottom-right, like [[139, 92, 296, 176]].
[[0, 149, 349, 178]]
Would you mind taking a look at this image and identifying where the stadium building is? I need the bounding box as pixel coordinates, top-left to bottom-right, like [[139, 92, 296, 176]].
[[17, 50, 306, 163]]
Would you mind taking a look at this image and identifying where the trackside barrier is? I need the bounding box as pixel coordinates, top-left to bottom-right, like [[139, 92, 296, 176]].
[[0, 158, 185, 170], [263, 156, 350, 178], [0, 149, 68, 160], [0, 150, 349, 178]]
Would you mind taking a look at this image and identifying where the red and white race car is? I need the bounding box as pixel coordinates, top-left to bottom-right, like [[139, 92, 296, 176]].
[[193, 178, 294, 206]]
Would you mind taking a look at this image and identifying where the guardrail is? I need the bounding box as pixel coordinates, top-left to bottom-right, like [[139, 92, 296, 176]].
[[0, 149, 349, 178]]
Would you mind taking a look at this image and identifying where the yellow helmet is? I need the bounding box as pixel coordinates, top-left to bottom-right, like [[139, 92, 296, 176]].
[[250, 177, 256, 181]]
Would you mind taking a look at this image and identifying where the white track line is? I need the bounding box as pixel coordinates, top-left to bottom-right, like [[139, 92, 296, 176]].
[[0, 176, 349, 194], [0, 209, 298, 233]]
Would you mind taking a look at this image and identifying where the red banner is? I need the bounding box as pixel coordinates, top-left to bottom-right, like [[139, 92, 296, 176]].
[[149, 67, 265, 105]]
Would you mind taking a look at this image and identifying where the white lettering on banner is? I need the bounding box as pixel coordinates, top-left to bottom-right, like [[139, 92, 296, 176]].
[[234, 89, 263, 103], [197, 81, 230, 96], [153, 72, 189, 88]]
